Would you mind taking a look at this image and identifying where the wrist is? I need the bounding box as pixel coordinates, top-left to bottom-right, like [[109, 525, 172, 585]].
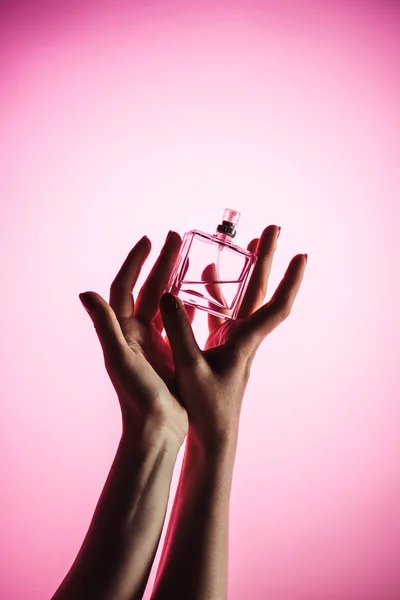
[[186, 426, 238, 463], [183, 428, 237, 505], [122, 416, 183, 458]]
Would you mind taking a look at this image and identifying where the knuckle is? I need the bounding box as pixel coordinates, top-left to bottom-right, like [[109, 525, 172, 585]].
[[258, 286, 267, 300], [270, 294, 292, 321], [279, 303, 291, 320], [110, 279, 124, 292], [93, 313, 107, 330], [124, 334, 141, 351]]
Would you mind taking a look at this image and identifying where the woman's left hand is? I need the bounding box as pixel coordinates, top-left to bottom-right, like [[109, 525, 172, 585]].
[[79, 231, 194, 446]]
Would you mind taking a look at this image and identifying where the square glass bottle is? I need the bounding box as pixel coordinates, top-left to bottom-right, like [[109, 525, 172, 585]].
[[165, 208, 257, 320]]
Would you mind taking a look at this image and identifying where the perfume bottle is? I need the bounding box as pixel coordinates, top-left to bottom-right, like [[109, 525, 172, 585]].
[[165, 209, 257, 320]]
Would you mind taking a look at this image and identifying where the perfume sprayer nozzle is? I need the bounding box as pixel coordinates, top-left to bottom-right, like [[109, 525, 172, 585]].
[[216, 208, 241, 238]]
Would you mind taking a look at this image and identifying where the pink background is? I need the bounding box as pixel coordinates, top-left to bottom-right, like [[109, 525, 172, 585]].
[[1, 1, 399, 598]]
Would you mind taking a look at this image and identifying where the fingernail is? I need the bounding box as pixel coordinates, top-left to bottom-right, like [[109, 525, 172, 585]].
[[161, 292, 179, 313], [304, 254, 308, 263], [79, 293, 95, 313], [277, 226, 281, 238], [166, 230, 173, 242]]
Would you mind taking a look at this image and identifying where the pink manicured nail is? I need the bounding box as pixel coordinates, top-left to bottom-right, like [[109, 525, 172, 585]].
[[79, 293, 95, 313]]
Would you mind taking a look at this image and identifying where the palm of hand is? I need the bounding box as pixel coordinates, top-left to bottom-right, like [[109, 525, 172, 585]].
[[202, 318, 255, 389], [118, 313, 177, 397], [115, 314, 189, 437], [204, 320, 239, 351], [100, 233, 195, 443]]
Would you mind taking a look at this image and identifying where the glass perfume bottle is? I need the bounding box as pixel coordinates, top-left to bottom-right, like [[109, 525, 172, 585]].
[[165, 209, 257, 320]]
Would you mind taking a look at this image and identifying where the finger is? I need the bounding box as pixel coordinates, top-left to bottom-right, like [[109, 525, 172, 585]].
[[247, 237, 259, 255], [153, 243, 193, 333], [154, 302, 196, 333], [159, 293, 203, 369], [79, 291, 131, 364], [238, 253, 307, 353], [109, 236, 152, 319], [200, 263, 229, 332], [237, 225, 280, 319], [135, 230, 182, 323]]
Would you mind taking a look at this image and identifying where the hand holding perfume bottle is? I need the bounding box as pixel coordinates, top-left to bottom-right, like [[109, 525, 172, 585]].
[[160, 219, 307, 445]]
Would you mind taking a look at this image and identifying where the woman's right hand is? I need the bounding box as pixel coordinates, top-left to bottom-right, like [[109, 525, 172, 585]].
[[159, 225, 307, 448]]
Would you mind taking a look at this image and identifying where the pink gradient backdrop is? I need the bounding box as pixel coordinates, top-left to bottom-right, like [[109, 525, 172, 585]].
[[1, 0, 399, 598]]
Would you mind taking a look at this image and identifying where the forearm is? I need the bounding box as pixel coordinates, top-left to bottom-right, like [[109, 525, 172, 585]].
[[51, 420, 181, 600], [150, 430, 238, 600]]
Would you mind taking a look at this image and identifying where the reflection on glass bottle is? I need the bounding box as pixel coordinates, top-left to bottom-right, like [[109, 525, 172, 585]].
[[165, 209, 257, 320]]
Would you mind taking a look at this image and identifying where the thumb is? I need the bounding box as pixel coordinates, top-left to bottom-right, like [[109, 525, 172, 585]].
[[79, 292, 129, 363], [160, 293, 203, 369]]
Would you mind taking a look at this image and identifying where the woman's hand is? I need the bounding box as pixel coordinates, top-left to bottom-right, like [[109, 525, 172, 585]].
[[79, 231, 195, 446], [159, 225, 307, 448]]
